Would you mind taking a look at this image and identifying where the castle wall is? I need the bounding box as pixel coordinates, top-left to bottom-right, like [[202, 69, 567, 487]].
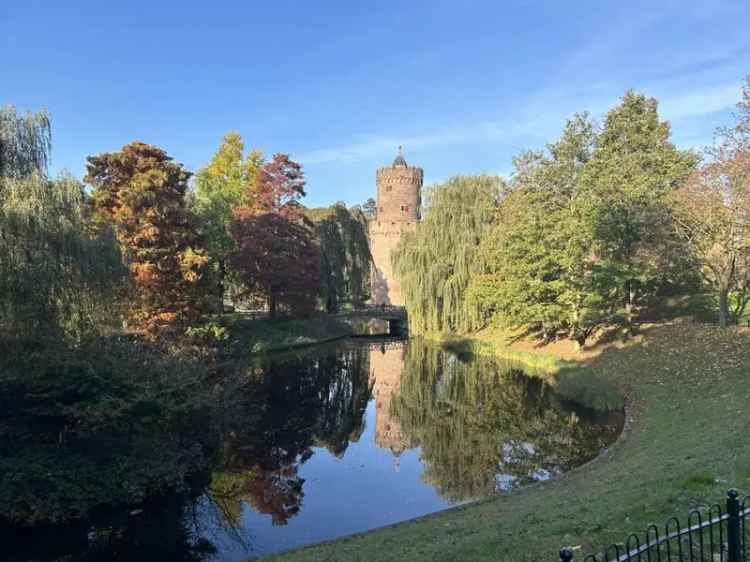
[[369, 220, 416, 306]]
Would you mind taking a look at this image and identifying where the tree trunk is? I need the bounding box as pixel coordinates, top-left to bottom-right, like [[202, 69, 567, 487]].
[[625, 280, 637, 334], [218, 258, 226, 312], [718, 288, 730, 328], [269, 294, 277, 318], [574, 333, 588, 351]]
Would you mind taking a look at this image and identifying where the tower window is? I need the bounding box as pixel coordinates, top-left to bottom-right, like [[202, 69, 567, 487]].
[[400, 205, 405, 214], [385, 186, 392, 192]]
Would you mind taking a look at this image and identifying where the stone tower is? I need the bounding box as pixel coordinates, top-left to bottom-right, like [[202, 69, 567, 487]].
[[369, 149, 423, 305]]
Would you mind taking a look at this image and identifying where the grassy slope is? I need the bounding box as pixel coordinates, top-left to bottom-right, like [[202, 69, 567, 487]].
[[264, 322, 750, 562]]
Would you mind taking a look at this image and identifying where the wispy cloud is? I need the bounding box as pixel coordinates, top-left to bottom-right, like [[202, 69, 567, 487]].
[[296, 107, 557, 166], [297, 130, 464, 165], [659, 82, 741, 120], [297, 79, 742, 168]]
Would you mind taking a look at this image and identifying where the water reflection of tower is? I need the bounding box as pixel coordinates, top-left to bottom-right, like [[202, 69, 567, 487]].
[[369, 343, 412, 469]]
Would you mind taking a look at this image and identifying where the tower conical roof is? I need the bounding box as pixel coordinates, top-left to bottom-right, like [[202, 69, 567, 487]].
[[392, 146, 407, 167]]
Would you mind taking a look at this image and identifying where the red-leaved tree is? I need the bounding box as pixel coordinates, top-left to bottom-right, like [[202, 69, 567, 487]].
[[249, 153, 306, 217], [85, 142, 210, 336], [229, 154, 319, 316]]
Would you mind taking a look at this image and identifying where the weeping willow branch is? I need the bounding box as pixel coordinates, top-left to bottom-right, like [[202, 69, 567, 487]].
[[306, 204, 372, 311], [392, 175, 502, 334], [0, 106, 51, 180], [0, 174, 124, 341]]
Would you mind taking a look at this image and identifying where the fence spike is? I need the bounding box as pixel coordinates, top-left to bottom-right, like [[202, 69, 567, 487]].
[[727, 489, 741, 562]]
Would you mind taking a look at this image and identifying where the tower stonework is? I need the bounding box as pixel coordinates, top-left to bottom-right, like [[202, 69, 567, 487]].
[[369, 151, 423, 305]]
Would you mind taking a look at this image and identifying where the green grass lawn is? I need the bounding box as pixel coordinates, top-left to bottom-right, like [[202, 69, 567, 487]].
[[263, 321, 750, 562]]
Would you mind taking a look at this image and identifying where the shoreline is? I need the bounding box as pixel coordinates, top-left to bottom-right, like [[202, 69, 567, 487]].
[[264, 321, 750, 561]]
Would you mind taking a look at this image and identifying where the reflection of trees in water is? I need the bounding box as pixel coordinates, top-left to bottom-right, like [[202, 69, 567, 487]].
[[3, 343, 373, 559], [5, 490, 216, 562], [207, 344, 371, 527], [391, 343, 621, 502]]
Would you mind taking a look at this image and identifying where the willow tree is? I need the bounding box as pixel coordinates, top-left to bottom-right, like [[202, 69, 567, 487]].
[[392, 175, 502, 334], [305, 203, 372, 312], [0, 107, 121, 342], [0, 105, 51, 180], [0, 174, 123, 342]]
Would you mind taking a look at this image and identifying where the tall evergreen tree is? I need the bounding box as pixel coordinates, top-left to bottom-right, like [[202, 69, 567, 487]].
[[470, 114, 605, 346], [578, 91, 698, 327]]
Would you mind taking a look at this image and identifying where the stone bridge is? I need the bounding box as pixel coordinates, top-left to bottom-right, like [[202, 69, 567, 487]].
[[334, 306, 408, 336]]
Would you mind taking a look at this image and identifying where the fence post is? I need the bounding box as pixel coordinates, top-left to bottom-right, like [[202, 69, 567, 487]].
[[727, 489, 741, 562], [558, 547, 574, 562]]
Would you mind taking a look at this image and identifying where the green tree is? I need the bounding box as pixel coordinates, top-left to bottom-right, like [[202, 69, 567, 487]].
[[1, 112, 212, 532], [193, 131, 264, 305], [578, 91, 698, 328], [471, 115, 607, 346], [393, 175, 502, 334], [0, 174, 123, 342]]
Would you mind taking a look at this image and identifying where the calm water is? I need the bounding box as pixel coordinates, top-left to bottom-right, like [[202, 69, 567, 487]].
[[7, 338, 622, 561]]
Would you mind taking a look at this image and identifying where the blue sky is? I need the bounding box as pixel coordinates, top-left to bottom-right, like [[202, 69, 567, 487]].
[[2, 0, 749, 207]]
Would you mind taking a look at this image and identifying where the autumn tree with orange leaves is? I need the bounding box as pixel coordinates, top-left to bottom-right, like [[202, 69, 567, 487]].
[[228, 153, 320, 316], [85, 142, 210, 336]]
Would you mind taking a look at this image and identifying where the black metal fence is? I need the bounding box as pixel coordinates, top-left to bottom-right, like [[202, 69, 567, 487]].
[[558, 490, 749, 561]]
